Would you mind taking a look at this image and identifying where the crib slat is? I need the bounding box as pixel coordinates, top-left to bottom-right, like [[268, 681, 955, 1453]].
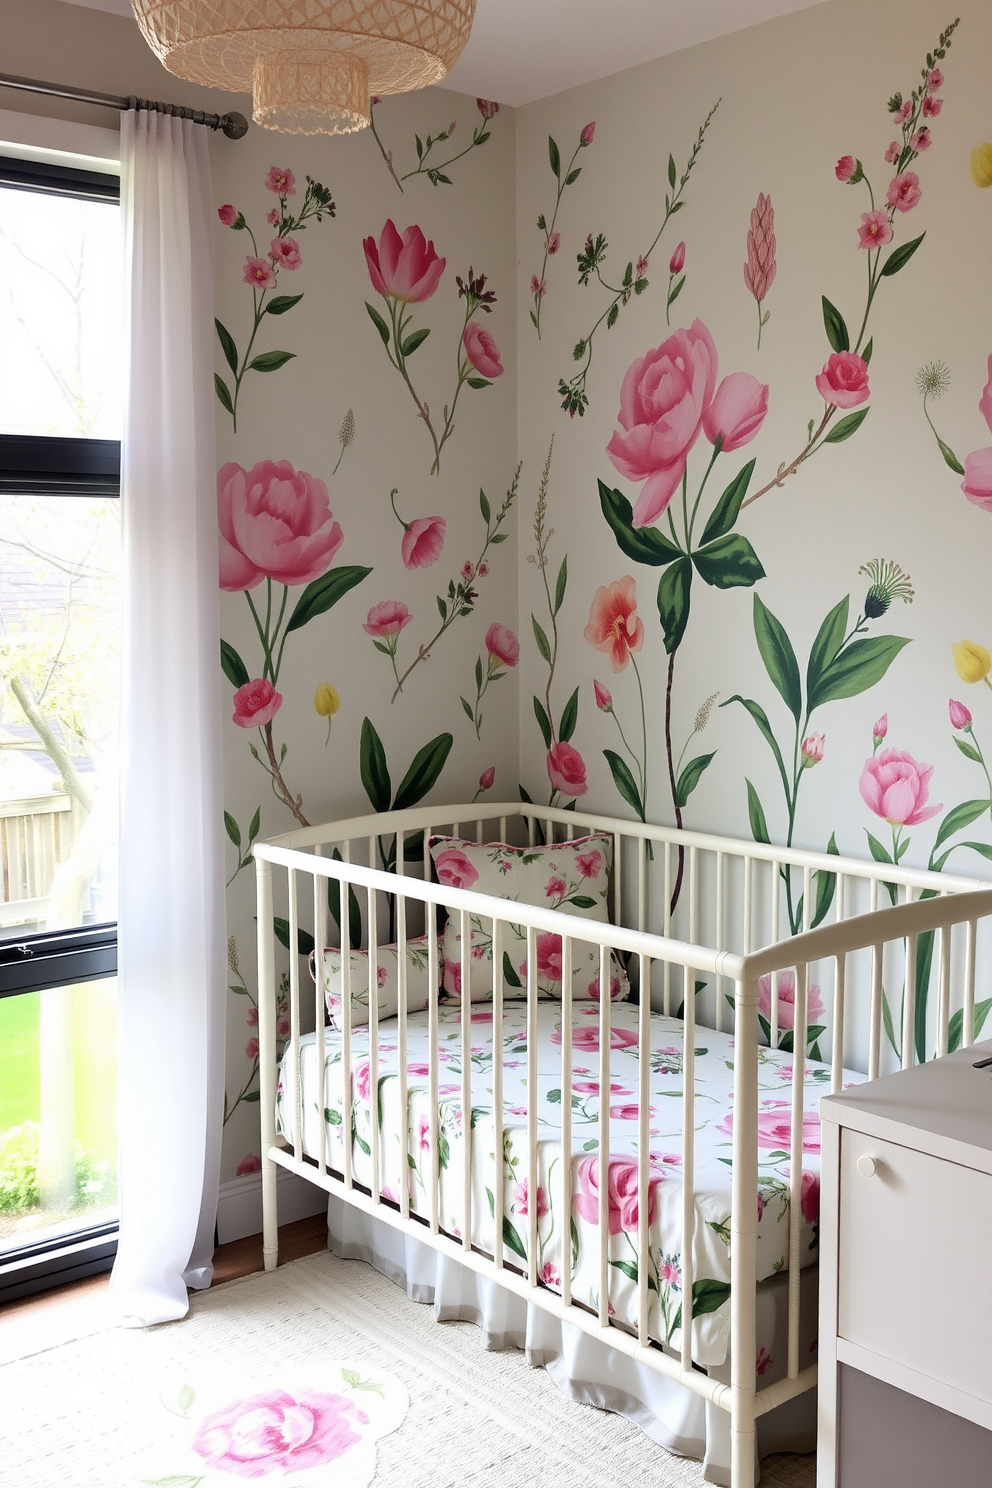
[[688, 846, 698, 948], [715, 852, 724, 1034], [663, 844, 672, 1016], [493, 917, 505, 1271], [902, 924, 918, 1071], [288, 869, 303, 1166], [787, 961, 808, 1381], [831, 876, 847, 1092], [964, 918, 978, 1049], [427, 903, 439, 1233], [637, 838, 647, 933], [637, 951, 651, 1347], [598, 943, 611, 1328], [313, 861, 327, 1177], [499, 815, 507, 844], [680, 963, 696, 1371], [340, 854, 353, 1191], [802, 865, 812, 933], [368, 884, 380, 1204], [460, 908, 473, 1253], [743, 856, 754, 956], [937, 911, 951, 1058], [868, 943, 883, 1081], [397, 895, 410, 1220], [560, 934, 573, 1307], [614, 833, 622, 925], [527, 925, 539, 1287]]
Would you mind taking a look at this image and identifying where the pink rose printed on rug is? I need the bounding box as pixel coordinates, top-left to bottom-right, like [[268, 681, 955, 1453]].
[[141, 1363, 408, 1486]]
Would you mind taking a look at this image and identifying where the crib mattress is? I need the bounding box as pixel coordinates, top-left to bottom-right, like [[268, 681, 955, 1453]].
[[276, 1000, 859, 1367]]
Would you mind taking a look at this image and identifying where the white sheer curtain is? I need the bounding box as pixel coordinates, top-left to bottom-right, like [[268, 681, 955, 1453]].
[[110, 111, 226, 1327]]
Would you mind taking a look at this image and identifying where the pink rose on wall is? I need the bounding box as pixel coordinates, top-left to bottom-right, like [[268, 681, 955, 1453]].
[[265, 166, 296, 194], [583, 575, 644, 672], [702, 372, 770, 451], [364, 220, 445, 303], [243, 257, 275, 289], [236, 1153, 261, 1176], [815, 352, 870, 409], [857, 210, 892, 249], [270, 236, 302, 270], [193, 1388, 368, 1476], [886, 171, 922, 212], [859, 748, 942, 826], [547, 740, 588, 797], [949, 699, 972, 730], [363, 600, 412, 637], [434, 848, 479, 890], [581, 121, 596, 146], [232, 678, 282, 729], [606, 319, 718, 528], [574, 1156, 663, 1235], [463, 322, 504, 379], [757, 970, 825, 1032], [960, 356, 992, 512], [401, 515, 446, 569], [485, 623, 520, 668], [218, 460, 344, 591], [218, 203, 238, 226]]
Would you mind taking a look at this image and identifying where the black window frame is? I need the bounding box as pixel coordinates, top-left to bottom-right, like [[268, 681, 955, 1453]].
[[0, 152, 122, 1302]]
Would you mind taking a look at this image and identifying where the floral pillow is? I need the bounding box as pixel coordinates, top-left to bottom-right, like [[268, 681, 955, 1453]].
[[428, 834, 629, 1004], [314, 936, 435, 1029]]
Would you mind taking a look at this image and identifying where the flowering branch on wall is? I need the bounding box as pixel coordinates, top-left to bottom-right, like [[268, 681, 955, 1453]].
[[374, 466, 519, 702], [223, 805, 261, 888], [215, 167, 336, 432], [365, 226, 503, 473], [585, 579, 648, 824], [557, 98, 720, 419], [218, 459, 371, 828], [738, 19, 959, 511], [369, 96, 500, 191], [722, 560, 914, 937], [530, 122, 596, 337], [224, 935, 289, 1127], [524, 442, 586, 807], [463, 623, 520, 738], [743, 194, 776, 351], [917, 355, 992, 515]]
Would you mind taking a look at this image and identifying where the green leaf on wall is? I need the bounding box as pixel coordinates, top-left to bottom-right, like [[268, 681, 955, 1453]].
[[554, 556, 568, 614], [823, 407, 869, 444], [360, 717, 392, 813], [265, 293, 303, 316], [676, 752, 716, 809], [745, 779, 770, 845], [933, 798, 992, 850], [533, 696, 553, 750], [692, 533, 764, 589], [948, 998, 992, 1054], [479, 489, 491, 523], [806, 635, 910, 711], [249, 350, 296, 372], [668, 153, 677, 190], [564, 168, 581, 186], [699, 460, 756, 545], [723, 697, 790, 797], [805, 597, 849, 705], [274, 917, 315, 958], [401, 328, 431, 357], [215, 318, 238, 375], [392, 733, 454, 812], [327, 853, 362, 951], [365, 302, 391, 346], [548, 136, 561, 179], [955, 737, 984, 764], [214, 374, 234, 415], [224, 812, 241, 848], [811, 833, 840, 928], [821, 296, 850, 353], [604, 750, 643, 818], [220, 639, 250, 689], [753, 594, 802, 722], [598, 482, 683, 566], [657, 558, 692, 654], [936, 437, 965, 475], [532, 615, 552, 664], [880, 232, 925, 278], [286, 566, 372, 633], [559, 686, 579, 744]]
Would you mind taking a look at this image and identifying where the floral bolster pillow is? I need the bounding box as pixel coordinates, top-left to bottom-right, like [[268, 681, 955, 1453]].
[[428, 834, 629, 1003], [314, 936, 435, 1029]]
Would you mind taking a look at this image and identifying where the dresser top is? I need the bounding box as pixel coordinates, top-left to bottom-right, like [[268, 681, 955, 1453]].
[[821, 1039, 992, 1167]]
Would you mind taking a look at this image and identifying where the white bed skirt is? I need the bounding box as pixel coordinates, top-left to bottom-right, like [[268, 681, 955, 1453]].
[[325, 1196, 816, 1486]]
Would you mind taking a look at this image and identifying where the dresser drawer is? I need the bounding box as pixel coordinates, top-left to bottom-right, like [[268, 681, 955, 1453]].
[[838, 1129, 992, 1401]]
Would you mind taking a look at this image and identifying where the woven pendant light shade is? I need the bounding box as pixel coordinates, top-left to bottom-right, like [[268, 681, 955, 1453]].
[[130, 0, 477, 135]]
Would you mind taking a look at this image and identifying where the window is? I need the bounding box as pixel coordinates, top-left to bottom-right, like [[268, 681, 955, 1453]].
[[0, 152, 122, 1299]]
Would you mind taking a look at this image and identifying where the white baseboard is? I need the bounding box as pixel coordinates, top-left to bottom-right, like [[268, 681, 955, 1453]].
[[216, 1168, 328, 1246]]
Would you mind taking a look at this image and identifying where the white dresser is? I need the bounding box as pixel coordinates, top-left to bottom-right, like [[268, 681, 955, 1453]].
[[817, 1041, 992, 1487]]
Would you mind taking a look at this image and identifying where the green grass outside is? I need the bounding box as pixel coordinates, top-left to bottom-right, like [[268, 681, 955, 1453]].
[[0, 978, 118, 1160]]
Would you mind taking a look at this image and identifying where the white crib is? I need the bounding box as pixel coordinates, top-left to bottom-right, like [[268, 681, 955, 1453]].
[[253, 801, 992, 1487]]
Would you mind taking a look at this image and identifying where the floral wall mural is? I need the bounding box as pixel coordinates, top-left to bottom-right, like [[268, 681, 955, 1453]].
[[211, 89, 518, 1178], [211, 0, 992, 1183]]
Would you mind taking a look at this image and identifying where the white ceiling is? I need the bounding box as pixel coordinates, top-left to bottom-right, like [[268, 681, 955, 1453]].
[[58, 0, 825, 107]]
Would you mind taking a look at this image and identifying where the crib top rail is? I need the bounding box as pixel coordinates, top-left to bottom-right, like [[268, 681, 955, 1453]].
[[259, 799, 991, 899]]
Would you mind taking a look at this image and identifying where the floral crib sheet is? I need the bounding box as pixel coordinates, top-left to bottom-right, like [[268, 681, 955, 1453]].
[[276, 1000, 862, 1367]]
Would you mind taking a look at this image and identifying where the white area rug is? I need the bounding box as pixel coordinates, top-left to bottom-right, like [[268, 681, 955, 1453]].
[[0, 1250, 814, 1487]]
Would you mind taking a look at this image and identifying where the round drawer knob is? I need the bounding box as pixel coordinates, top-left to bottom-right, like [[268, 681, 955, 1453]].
[[857, 1154, 878, 1178]]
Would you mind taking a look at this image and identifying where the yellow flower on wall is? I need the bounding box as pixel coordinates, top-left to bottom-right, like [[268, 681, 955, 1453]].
[[971, 145, 992, 188], [315, 682, 340, 743], [952, 641, 992, 684]]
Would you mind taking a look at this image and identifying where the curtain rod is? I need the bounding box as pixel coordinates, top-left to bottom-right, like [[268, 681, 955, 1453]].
[[0, 72, 249, 140]]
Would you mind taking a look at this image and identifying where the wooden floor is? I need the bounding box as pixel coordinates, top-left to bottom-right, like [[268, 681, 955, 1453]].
[[0, 1213, 329, 1348]]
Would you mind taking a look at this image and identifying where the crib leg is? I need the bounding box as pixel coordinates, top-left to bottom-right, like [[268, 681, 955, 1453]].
[[730, 1420, 757, 1488], [262, 1154, 279, 1271]]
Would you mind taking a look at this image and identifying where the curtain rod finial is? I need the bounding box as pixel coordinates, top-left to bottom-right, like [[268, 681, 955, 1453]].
[[221, 112, 249, 140]]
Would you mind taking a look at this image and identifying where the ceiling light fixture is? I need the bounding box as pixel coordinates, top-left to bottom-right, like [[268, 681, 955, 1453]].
[[130, 0, 476, 136]]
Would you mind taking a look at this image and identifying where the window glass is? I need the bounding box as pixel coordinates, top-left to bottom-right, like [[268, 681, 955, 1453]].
[[0, 181, 124, 439], [0, 494, 120, 941], [0, 976, 118, 1257]]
